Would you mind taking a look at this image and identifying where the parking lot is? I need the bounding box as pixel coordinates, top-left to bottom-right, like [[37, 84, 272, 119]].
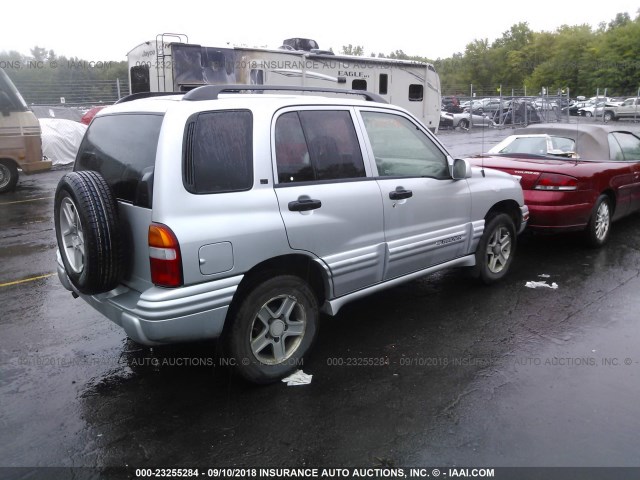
[[1, 128, 640, 477]]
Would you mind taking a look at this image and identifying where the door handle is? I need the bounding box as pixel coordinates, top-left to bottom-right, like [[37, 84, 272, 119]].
[[389, 188, 413, 200], [288, 197, 322, 212]]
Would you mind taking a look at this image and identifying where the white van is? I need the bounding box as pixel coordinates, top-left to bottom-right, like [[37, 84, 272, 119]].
[[0, 69, 51, 193]]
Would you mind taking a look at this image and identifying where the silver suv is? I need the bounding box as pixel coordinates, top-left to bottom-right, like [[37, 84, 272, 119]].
[[55, 85, 528, 383]]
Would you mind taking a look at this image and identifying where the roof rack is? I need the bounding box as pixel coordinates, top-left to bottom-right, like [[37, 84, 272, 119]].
[[182, 85, 388, 103], [115, 92, 181, 104]]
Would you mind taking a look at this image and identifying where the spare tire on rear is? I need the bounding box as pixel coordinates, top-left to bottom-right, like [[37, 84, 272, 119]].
[[54, 170, 124, 294]]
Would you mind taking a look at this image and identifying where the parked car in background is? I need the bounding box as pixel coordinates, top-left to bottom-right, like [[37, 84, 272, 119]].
[[468, 124, 640, 246], [562, 101, 591, 116], [578, 101, 606, 117], [493, 100, 541, 125], [80, 106, 107, 125], [440, 110, 495, 130], [442, 95, 462, 113], [603, 97, 640, 122], [533, 98, 559, 111], [462, 98, 504, 115], [460, 100, 483, 112]]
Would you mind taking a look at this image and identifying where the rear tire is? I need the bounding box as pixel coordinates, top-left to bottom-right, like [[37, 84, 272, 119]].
[[54, 171, 124, 294], [474, 213, 517, 284], [0, 160, 19, 193], [585, 195, 611, 248], [226, 275, 319, 384]]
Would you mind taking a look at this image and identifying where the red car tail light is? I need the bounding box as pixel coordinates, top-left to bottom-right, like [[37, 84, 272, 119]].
[[148, 223, 183, 287], [533, 173, 578, 191]]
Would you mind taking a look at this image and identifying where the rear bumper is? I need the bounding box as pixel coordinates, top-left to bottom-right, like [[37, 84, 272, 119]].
[[524, 190, 592, 232], [56, 251, 241, 345]]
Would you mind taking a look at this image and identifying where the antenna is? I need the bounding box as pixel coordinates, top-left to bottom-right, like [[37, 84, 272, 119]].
[[470, 83, 486, 177]]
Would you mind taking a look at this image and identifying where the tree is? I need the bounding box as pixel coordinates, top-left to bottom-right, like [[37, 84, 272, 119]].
[[29, 46, 50, 62], [341, 44, 364, 56], [608, 12, 631, 30]]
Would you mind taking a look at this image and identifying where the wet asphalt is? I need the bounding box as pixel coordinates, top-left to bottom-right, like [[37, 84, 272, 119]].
[[1, 127, 639, 477]]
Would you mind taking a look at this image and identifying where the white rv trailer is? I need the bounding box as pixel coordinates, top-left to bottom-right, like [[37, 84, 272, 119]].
[[127, 34, 442, 132]]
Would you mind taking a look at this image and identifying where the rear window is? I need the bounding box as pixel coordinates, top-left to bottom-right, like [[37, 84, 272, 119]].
[[75, 113, 163, 208], [183, 110, 253, 194]]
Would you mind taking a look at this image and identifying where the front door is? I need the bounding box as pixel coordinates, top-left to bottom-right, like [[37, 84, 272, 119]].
[[357, 109, 472, 280]]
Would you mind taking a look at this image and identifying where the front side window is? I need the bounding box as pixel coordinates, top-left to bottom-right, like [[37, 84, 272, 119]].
[[183, 110, 253, 194], [275, 110, 366, 184], [361, 111, 448, 178], [495, 136, 576, 157]]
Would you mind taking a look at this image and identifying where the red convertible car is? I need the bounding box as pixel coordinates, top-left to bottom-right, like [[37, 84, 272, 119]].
[[468, 124, 640, 246]]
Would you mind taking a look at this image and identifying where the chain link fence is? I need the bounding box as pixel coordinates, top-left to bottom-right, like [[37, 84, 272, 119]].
[[443, 85, 640, 129], [14, 79, 128, 107]]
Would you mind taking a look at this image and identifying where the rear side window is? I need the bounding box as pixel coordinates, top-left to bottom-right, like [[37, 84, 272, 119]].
[[609, 132, 640, 160], [275, 110, 366, 184], [183, 110, 253, 194], [75, 114, 163, 208]]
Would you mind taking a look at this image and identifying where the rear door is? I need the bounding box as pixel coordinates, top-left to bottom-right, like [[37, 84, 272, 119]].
[[356, 109, 472, 280], [273, 108, 385, 297]]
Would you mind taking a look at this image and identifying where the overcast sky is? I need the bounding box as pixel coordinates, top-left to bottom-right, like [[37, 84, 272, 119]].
[[3, 0, 639, 61]]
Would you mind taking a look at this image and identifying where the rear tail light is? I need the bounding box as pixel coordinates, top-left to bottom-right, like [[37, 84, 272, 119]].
[[148, 223, 183, 287], [533, 173, 578, 191]]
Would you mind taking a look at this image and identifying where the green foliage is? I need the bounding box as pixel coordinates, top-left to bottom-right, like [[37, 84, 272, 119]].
[[341, 44, 365, 56], [339, 12, 638, 97], [431, 12, 640, 97]]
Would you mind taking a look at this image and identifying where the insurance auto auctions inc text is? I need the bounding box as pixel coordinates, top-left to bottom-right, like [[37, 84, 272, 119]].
[[202, 467, 495, 478]]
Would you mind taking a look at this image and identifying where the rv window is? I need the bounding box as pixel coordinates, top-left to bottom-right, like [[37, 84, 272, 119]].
[[275, 110, 366, 183], [184, 110, 254, 194], [130, 65, 150, 94], [352, 80, 367, 91], [250, 69, 264, 85], [379, 74, 388, 95], [409, 84, 423, 102]]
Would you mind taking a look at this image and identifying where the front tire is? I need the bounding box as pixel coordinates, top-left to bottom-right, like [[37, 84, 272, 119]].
[[585, 195, 611, 248], [458, 118, 470, 130], [0, 160, 19, 193], [474, 213, 516, 284], [227, 275, 319, 384]]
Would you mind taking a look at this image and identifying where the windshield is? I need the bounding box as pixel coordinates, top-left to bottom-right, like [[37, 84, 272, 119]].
[[492, 135, 577, 158], [0, 69, 29, 111]]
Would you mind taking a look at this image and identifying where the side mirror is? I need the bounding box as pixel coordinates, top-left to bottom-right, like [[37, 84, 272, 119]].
[[452, 158, 472, 180]]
